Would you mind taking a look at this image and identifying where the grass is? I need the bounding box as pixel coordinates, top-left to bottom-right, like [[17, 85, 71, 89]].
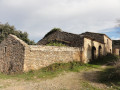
[[47, 41, 66, 46], [81, 81, 101, 90], [92, 55, 120, 89], [98, 67, 120, 90], [0, 61, 100, 80], [98, 61, 120, 89]]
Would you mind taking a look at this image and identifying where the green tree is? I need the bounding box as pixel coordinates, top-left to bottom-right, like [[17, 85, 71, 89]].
[[0, 22, 35, 45]]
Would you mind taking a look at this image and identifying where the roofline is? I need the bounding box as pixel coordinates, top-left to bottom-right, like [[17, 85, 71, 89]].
[[83, 32, 112, 40], [103, 34, 111, 40], [83, 36, 105, 44]]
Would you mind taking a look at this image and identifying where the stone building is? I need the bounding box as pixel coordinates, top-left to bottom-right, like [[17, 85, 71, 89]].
[[112, 40, 120, 56], [0, 30, 113, 74], [37, 30, 112, 61]]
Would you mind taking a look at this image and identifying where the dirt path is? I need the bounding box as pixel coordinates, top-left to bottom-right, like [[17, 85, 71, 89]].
[[0, 67, 113, 90]]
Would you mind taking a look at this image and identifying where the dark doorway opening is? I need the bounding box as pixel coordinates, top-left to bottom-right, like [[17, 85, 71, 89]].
[[119, 50, 120, 56], [92, 46, 96, 60], [98, 46, 102, 57]]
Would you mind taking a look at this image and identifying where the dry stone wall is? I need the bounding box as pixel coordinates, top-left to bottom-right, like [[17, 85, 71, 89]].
[[24, 45, 81, 72]]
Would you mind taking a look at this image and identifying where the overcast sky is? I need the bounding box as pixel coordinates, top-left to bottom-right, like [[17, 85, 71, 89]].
[[0, 0, 120, 42]]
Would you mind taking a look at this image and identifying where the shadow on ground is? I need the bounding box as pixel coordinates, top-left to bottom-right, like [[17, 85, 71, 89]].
[[82, 66, 120, 90]]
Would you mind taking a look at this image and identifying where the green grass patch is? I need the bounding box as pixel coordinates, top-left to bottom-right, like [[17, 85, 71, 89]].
[[81, 81, 101, 90], [47, 41, 66, 46], [0, 61, 100, 80]]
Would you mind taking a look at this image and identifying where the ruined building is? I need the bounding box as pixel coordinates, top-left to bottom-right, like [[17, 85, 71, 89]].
[[0, 30, 116, 74], [112, 40, 120, 56], [37, 30, 112, 60]]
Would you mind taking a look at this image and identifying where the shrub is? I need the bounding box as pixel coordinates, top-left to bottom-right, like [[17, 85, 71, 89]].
[[47, 41, 66, 46]]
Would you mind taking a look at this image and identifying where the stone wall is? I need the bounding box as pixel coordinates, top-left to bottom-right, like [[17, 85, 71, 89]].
[[24, 45, 81, 72], [113, 48, 120, 56], [0, 35, 27, 74]]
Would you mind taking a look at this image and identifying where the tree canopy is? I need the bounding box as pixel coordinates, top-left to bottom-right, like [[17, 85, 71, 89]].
[[0, 23, 35, 45]]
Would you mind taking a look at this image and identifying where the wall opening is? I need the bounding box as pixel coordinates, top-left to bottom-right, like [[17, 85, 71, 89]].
[[119, 50, 120, 56], [98, 46, 102, 57], [92, 46, 96, 60], [110, 49, 111, 53], [4, 46, 7, 54]]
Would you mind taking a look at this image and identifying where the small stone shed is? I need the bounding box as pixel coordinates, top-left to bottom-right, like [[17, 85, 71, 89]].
[[112, 40, 120, 56], [0, 30, 113, 74]]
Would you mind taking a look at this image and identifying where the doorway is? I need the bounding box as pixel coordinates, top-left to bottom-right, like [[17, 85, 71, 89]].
[[92, 46, 96, 60]]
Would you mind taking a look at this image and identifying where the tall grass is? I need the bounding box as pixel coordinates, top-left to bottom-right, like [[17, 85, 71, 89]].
[[98, 59, 120, 89]]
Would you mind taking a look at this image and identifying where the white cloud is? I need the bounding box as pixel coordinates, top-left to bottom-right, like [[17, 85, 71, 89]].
[[111, 37, 120, 40], [0, 0, 120, 42]]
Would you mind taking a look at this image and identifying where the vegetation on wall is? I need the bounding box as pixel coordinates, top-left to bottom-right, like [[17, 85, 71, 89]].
[[0, 23, 35, 45], [47, 41, 66, 46], [44, 28, 62, 38]]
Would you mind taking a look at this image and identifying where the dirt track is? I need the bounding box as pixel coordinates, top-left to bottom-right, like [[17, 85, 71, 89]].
[[0, 68, 111, 90]]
